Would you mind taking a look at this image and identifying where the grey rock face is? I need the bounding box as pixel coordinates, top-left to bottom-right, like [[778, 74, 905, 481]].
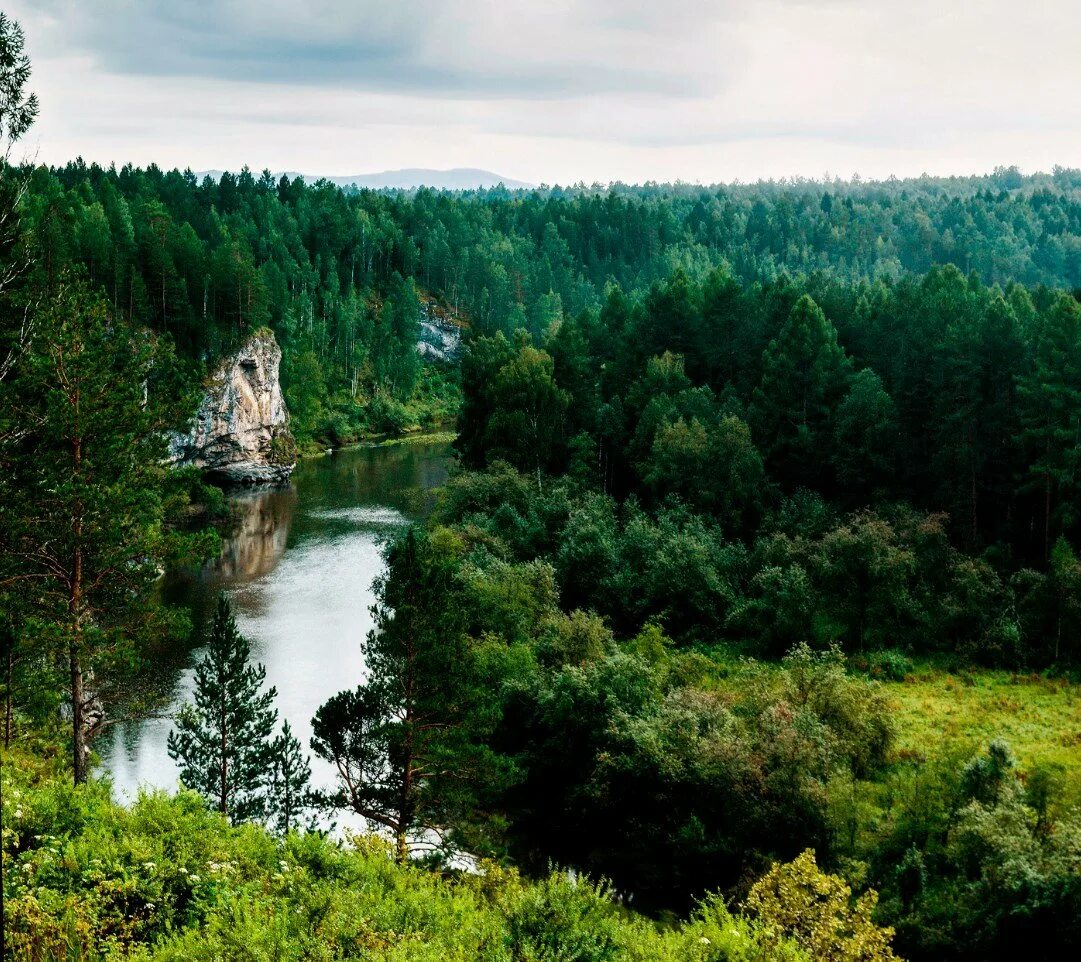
[[416, 300, 462, 362], [169, 329, 296, 485]]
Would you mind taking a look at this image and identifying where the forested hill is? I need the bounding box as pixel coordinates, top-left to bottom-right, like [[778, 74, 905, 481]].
[[22, 161, 1081, 442]]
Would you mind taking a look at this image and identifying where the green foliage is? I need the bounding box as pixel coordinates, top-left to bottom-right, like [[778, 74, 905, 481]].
[[831, 369, 899, 498], [313, 527, 508, 860], [503, 873, 624, 962], [1017, 294, 1081, 556], [25, 150, 1081, 458], [751, 294, 851, 486], [871, 741, 1081, 960], [450, 257, 1081, 670], [0, 10, 38, 386], [746, 849, 899, 962], [0, 13, 38, 149], [644, 411, 765, 532], [167, 595, 278, 824], [267, 720, 317, 835], [457, 334, 571, 485], [1, 275, 211, 781], [1, 748, 819, 962], [860, 650, 915, 683]]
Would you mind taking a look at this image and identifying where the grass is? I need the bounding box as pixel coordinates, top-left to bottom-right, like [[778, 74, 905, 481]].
[[883, 667, 1081, 800], [700, 646, 1081, 804], [298, 427, 456, 459], [370, 428, 457, 447]]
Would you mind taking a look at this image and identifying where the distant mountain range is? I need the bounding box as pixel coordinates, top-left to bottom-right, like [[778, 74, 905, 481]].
[[195, 167, 533, 191]]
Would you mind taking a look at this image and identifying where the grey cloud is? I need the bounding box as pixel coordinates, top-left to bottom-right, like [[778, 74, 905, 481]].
[[14, 0, 1079, 182], [30, 0, 739, 99]]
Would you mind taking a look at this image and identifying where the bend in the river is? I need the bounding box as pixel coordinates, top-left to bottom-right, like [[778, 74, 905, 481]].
[[101, 437, 452, 799]]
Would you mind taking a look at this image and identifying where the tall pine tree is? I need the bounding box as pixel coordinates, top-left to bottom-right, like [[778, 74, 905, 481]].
[[751, 294, 851, 488], [4, 276, 204, 783], [312, 527, 499, 861], [168, 595, 277, 823], [1017, 294, 1081, 558]]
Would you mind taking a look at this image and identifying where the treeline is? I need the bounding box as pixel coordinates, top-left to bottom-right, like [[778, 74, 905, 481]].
[[593, 165, 1081, 288], [20, 158, 1081, 444]]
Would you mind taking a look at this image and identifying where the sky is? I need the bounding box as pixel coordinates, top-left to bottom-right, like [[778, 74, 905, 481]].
[[8, 0, 1081, 185]]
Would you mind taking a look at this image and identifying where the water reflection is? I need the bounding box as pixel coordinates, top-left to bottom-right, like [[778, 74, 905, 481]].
[[218, 487, 297, 581], [100, 438, 452, 800]]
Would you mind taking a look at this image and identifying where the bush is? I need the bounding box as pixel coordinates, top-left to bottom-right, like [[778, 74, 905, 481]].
[[745, 849, 899, 962], [864, 649, 914, 682], [367, 391, 412, 436], [504, 873, 624, 962]]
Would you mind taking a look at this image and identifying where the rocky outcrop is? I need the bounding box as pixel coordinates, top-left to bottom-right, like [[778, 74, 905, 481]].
[[169, 329, 296, 485], [416, 299, 462, 361]]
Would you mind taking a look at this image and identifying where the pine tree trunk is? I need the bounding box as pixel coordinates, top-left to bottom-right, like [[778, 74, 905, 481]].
[[70, 645, 87, 784], [71, 422, 88, 784], [1045, 471, 1052, 560], [220, 696, 228, 820], [397, 728, 414, 863], [5, 647, 13, 749]]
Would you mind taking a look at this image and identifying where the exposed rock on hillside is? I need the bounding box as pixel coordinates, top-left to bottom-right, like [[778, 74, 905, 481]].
[[416, 298, 462, 361], [169, 329, 296, 484]]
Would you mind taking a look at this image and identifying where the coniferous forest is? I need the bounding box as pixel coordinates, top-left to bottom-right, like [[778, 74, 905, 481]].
[[2, 10, 1081, 962]]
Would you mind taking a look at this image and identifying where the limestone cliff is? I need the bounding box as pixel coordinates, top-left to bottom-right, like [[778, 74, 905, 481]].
[[169, 329, 296, 484]]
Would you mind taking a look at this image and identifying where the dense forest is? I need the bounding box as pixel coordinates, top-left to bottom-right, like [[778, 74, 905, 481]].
[[19, 149, 1081, 445], [2, 10, 1081, 962]]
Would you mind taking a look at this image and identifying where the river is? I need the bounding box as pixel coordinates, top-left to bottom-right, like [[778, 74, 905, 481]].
[[100, 436, 453, 800]]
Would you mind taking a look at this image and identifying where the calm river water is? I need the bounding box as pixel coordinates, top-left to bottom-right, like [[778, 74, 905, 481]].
[[100, 437, 452, 800]]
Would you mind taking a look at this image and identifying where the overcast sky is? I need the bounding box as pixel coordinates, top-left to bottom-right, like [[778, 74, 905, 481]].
[[8, 0, 1080, 185]]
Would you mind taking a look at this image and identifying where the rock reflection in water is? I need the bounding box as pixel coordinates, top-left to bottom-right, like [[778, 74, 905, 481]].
[[217, 486, 297, 581]]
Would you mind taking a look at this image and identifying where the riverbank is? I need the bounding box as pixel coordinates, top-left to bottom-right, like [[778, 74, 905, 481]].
[[299, 425, 457, 460], [296, 423, 456, 460], [286, 364, 461, 458]]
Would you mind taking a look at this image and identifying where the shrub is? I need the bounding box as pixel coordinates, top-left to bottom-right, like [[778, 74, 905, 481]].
[[745, 849, 899, 962], [864, 649, 914, 682], [504, 872, 624, 962]]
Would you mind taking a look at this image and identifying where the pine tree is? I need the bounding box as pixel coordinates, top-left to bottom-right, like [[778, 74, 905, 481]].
[[4, 277, 205, 783], [831, 368, 899, 499], [168, 595, 278, 823], [1017, 294, 1081, 557], [313, 527, 496, 861], [0, 10, 38, 387], [751, 294, 850, 487], [268, 720, 315, 835]]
